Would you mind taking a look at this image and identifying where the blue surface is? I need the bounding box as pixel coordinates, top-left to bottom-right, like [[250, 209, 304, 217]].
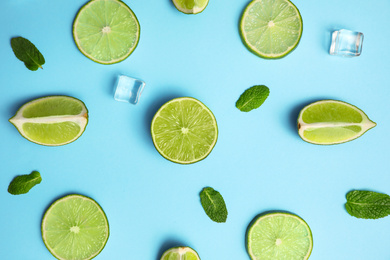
[[1, 0, 390, 259]]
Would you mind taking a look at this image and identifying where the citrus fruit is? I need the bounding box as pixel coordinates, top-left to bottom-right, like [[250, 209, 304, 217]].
[[9, 96, 88, 146], [73, 0, 140, 64], [247, 212, 313, 260], [297, 100, 376, 145], [151, 97, 218, 164], [240, 0, 303, 59], [160, 246, 200, 260], [172, 0, 209, 14], [41, 194, 109, 260]]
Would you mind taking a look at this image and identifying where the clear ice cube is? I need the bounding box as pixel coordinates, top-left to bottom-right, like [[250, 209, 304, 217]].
[[330, 29, 364, 57], [114, 75, 145, 104]]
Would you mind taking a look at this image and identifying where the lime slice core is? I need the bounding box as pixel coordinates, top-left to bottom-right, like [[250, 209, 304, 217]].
[[160, 246, 200, 260], [172, 0, 209, 14]]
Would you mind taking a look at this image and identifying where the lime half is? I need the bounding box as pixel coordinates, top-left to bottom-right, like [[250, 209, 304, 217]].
[[240, 0, 303, 59], [297, 100, 376, 145], [9, 96, 88, 146], [172, 0, 209, 14], [42, 194, 109, 260], [73, 0, 140, 64], [151, 97, 218, 164], [160, 246, 200, 260], [247, 212, 313, 260]]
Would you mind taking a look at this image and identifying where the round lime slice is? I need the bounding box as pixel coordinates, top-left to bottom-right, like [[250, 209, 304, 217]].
[[297, 100, 376, 145], [73, 0, 140, 64], [247, 212, 313, 260], [172, 0, 209, 14], [42, 194, 109, 260], [9, 96, 88, 146], [240, 0, 303, 59], [160, 246, 200, 260], [151, 97, 218, 164]]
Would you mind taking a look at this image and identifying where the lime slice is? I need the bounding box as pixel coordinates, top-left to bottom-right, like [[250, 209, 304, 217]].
[[297, 100, 376, 145], [9, 96, 88, 146], [247, 212, 313, 260], [151, 97, 218, 164], [172, 0, 209, 14], [240, 0, 303, 59], [73, 0, 140, 64], [42, 194, 109, 260], [160, 246, 200, 260]]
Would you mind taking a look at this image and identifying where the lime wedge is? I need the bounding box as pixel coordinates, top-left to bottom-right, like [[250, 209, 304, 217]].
[[297, 100, 376, 145], [247, 212, 313, 260], [73, 0, 140, 64], [9, 96, 88, 146], [240, 0, 303, 59], [41, 194, 109, 260], [160, 246, 200, 260], [151, 97, 218, 164], [172, 0, 209, 14]]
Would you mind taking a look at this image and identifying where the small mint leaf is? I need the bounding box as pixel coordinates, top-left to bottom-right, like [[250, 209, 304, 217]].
[[236, 85, 270, 112], [345, 190, 390, 219], [11, 37, 45, 71], [8, 171, 42, 195], [200, 187, 228, 223]]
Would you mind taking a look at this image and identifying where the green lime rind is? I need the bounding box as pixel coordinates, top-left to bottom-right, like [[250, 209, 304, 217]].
[[172, 0, 209, 14], [9, 96, 88, 146], [73, 0, 140, 65], [246, 212, 313, 260], [239, 0, 303, 59], [41, 194, 109, 260], [160, 246, 201, 260], [151, 97, 218, 165], [297, 100, 376, 145]]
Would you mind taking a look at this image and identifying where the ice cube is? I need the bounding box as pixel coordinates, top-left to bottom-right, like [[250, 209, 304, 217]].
[[114, 75, 145, 104], [330, 29, 364, 57]]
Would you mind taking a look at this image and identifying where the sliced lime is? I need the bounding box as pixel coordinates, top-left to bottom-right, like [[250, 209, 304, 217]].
[[240, 0, 303, 59], [151, 97, 218, 164], [297, 100, 376, 145], [172, 0, 209, 14], [9, 96, 88, 146], [41, 194, 109, 260], [73, 0, 140, 64], [247, 212, 313, 260], [160, 246, 200, 260]]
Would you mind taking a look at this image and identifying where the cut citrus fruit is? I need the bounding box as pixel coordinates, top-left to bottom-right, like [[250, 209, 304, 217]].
[[42, 194, 109, 260], [151, 97, 218, 164], [9, 96, 88, 146], [172, 0, 209, 14], [247, 212, 313, 260], [240, 0, 303, 59], [160, 246, 200, 260], [297, 100, 376, 145], [73, 0, 140, 64]]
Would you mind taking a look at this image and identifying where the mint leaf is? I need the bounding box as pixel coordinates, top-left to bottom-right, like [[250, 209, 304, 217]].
[[8, 171, 42, 195], [345, 190, 390, 219], [200, 187, 228, 223], [11, 37, 45, 71], [236, 85, 270, 112]]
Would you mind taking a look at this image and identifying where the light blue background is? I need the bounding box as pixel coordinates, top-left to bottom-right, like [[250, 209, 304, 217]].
[[1, 0, 390, 259]]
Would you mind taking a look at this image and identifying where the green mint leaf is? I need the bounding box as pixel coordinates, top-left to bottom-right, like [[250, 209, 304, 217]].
[[200, 187, 228, 223], [236, 85, 270, 112], [345, 190, 390, 219], [11, 37, 45, 71], [8, 171, 42, 195]]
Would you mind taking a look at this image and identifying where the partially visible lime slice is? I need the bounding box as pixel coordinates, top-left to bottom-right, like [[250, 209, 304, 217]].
[[160, 246, 200, 260], [247, 212, 313, 260], [9, 96, 88, 146], [297, 100, 376, 145], [172, 0, 209, 14], [73, 0, 140, 64], [240, 0, 303, 59], [151, 97, 218, 164], [41, 194, 109, 260]]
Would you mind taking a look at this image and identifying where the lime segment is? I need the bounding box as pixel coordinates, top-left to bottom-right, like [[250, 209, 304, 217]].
[[160, 247, 200, 260], [42, 194, 109, 260], [240, 0, 303, 59], [172, 0, 209, 14], [247, 212, 313, 260]]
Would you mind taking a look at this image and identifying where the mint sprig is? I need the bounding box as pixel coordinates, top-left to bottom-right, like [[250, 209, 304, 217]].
[[236, 85, 270, 112], [11, 37, 45, 71], [345, 190, 390, 219], [200, 187, 228, 223], [8, 171, 42, 195]]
